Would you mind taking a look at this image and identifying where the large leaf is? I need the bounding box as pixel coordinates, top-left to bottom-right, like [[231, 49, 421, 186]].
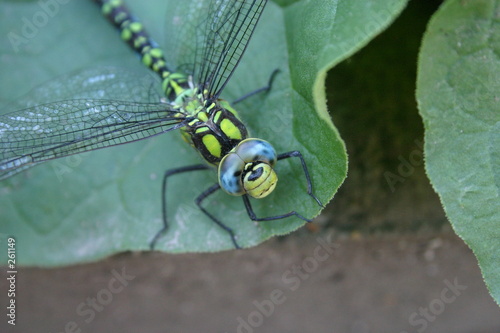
[[0, 0, 405, 266], [417, 0, 500, 304]]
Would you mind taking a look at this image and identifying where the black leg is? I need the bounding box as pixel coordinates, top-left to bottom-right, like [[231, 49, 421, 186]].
[[150, 150, 322, 250], [149, 164, 211, 250], [233, 69, 280, 105], [195, 184, 241, 249], [242, 194, 312, 222], [278, 151, 323, 207]]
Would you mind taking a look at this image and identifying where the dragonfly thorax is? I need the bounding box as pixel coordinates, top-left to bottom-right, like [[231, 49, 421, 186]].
[[181, 100, 248, 165], [219, 138, 278, 199]]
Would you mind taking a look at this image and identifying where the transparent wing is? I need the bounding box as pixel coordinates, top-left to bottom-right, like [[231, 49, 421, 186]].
[[0, 67, 188, 180], [0, 99, 187, 180], [7, 67, 165, 107], [163, 0, 267, 98]]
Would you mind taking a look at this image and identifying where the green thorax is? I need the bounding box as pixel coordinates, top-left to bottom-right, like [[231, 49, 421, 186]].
[[175, 83, 249, 165]]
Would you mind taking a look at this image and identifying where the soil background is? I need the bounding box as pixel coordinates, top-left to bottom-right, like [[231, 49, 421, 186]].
[[2, 232, 499, 333]]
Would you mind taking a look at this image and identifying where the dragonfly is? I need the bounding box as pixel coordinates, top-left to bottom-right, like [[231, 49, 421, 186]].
[[0, 0, 322, 250]]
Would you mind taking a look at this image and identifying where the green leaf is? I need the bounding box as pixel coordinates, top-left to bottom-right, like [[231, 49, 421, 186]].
[[417, 0, 500, 304], [0, 0, 405, 266]]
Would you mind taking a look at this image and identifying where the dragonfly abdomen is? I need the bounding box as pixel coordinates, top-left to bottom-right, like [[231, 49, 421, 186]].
[[95, 0, 189, 101]]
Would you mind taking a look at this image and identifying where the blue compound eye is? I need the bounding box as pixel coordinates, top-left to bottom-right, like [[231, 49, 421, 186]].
[[219, 152, 246, 196], [218, 138, 278, 198], [236, 139, 277, 166]]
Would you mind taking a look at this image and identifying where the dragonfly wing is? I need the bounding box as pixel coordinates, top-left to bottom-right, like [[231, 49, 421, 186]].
[[163, 0, 267, 98], [0, 65, 177, 179], [0, 99, 186, 180], [5, 67, 165, 109]]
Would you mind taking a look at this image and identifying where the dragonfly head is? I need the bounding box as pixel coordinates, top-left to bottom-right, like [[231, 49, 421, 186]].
[[218, 138, 278, 199]]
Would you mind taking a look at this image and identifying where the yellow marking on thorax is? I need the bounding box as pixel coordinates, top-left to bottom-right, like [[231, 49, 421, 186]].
[[202, 134, 222, 158], [197, 111, 209, 122], [220, 118, 243, 140]]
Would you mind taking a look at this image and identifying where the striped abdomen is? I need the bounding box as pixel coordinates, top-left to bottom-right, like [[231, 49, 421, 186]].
[[95, 0, 189, 101]]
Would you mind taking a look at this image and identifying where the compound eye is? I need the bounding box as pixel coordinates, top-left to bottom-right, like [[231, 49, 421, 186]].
[[243, 162, 278, 199], [219, 152, 245, 196], [236, 139, 277, 166]]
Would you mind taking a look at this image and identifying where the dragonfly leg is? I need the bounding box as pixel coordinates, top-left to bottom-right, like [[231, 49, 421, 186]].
[[242, 194, 312, 223], [232, 69, 280, 105], [278, 151, 323, 208], [149, 164, 211, 250], [195, 183, 241, 249]]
